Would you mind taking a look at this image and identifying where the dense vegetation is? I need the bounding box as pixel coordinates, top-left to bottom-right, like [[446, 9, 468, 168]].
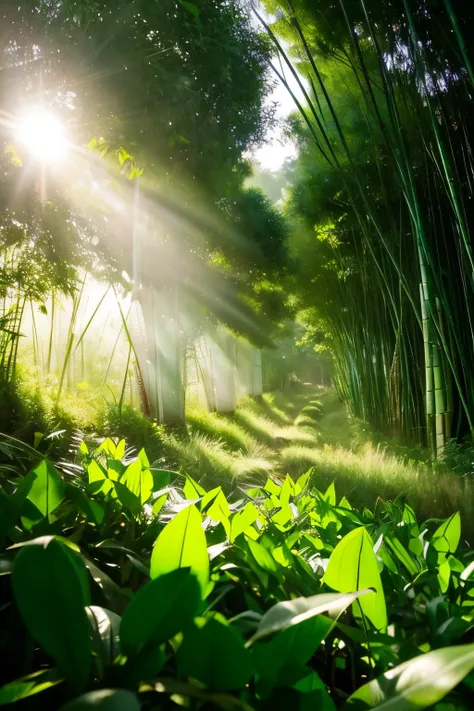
[[2, 435, 474, 710], [262, 0, 474, 455], [2, 0, 474, 709]]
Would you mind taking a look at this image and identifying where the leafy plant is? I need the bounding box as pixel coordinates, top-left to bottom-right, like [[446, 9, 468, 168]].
[[1, 436, 474, 708]]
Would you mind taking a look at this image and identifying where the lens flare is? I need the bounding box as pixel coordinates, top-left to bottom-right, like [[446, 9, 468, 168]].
[[15, 107, 68, 163]]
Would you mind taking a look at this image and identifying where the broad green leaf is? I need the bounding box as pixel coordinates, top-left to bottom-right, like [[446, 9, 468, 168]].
[[152, 493, 168, 516], [150, 469, 173, 490], [247, 538, 280, 575], [264, 478, 281, 496], [344, 643, 474, 710], [253, 616, 333, 682], [248, 590, 371, 645], [177, 618, 252, 691], [0, 670, 61, 705], [113, 481, 141, 515], [60, 689, 140, 710], [115, 439, 126, 460], [280, 475, 296, 505], [120, 459, 153, 504], [207, 490, 231, 536], [150, 505, 209, 593], [438, 560, 451, 593], [88, 460, 112, 495], [97, 438, 117, 457], [230, 502, 259, 542], [183, 475, 205, 499], [324, 481, 336, 506], [27, 459, 65, 517], [433, 513, 461, 555], [120, 569, 200, 656], [87, 606, 121, 668], [138, 448, 149, 467], [67, 485, 104, 525], [296, 470, 312, 493], [12, 537, 91, 692], [201, 486, 221, 510], [385, 536, 419, 576], [323, 527, 387, 631], [339, 496, 352, 510], [179, 0, 200, 21]]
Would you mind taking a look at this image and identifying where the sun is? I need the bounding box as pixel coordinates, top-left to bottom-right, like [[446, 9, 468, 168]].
[[15, 107, 68, 164]]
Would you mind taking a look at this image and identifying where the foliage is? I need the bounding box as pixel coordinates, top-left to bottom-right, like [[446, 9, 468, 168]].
[[262, 0, 474, 453], [2, 435, 474, 708]]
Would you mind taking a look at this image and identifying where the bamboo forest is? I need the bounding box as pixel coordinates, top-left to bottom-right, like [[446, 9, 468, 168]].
[[4, 0, 474, 708]]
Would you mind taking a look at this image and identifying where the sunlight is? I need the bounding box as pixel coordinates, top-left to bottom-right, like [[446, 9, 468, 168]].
[[15, 107, 68, 163]]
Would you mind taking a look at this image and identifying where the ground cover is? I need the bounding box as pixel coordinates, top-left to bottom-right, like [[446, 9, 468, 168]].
[[2, 433, 474, 709]]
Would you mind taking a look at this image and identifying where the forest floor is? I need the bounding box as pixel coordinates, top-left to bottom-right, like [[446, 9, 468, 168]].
[[110, 382, 474, 540], [184, 384, 474, 540]]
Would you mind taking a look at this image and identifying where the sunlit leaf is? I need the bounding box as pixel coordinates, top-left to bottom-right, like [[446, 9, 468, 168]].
[[27, 459, 65, 517], [248, 590, 371, 645], [323, 527, 387, 631], [150, 505, 209, 593], [344, 643, 474, 710]]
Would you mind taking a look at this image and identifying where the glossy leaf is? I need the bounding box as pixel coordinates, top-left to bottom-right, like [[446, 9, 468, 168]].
[[433, 513, 461, 555], [248, 590, 371, 645], [27, 459, 65, 517], [323, 527, 387, 630], [12, 537, 91, 692], [344, 643, 474, 710], [120, 569, 200, 656], [150, 504, 209, 593], [177, 618, 252, 691]]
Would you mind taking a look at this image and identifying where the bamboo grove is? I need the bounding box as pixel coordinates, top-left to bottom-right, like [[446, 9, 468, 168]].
[[258, 0, 474, 454]]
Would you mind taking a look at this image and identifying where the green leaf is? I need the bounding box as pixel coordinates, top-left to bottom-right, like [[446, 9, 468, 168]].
[[433, 513, 461, 555], [253, 616, 333, 683], [247, 537, 280, 575], [120, 459, 153, 504], [88, 460, 112, 495], [150, 504, 209, 593], [183, 475, 205, 499], [113, 481, 141, 515], [248, 590, 371, 645], [0, 669, 61, 705], [179, 1, 200, 21], [343, 643, 474, 711], [27, 459, 65, 517], [385, 536, 419, 576], [12, 537, 92, 692], [230, 502, 259, 542], [67, 485, 104, 525], [0, 471, 36, 545], [438, 559, 451, 593], [152, 493, 168, 516], [87, 606, 122, 668], [178, 618, 252, 691], [59, 689, 140, 710], [323, 527, 387, 631], [120, 569, 200, 656], [323, 481, 336, 506]]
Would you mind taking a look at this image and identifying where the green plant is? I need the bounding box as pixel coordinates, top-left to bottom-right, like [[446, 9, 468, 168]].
[[2, 435, 474, 708]]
